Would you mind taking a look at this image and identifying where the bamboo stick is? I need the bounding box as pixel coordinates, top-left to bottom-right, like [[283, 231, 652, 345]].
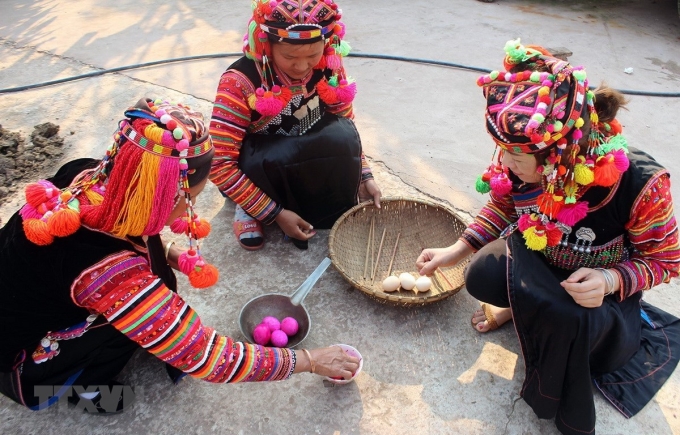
[[386, 232, 401, 277], [435, 268, 455, 289], [362, 216, 374, 279], [371, 228, 387, 283]]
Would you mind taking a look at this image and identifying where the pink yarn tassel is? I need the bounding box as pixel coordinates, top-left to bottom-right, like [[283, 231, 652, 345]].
[[170, 217, 189, 234], [612, 150, 630, 172], [20, 203, 43, 220], [518, 213, 534, 232], [325, 54, 342, 71], [490, 173, 512, 196], [556, 201, 589, 227], [178, 250, 199, 275], [335, 80, 357, 103], [255, 96, 284, 116]]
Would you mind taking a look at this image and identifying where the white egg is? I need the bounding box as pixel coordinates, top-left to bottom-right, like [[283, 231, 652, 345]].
[[382, 275, 400, 292], [415, 276, 432, 293], [399, 272, 416, 291]]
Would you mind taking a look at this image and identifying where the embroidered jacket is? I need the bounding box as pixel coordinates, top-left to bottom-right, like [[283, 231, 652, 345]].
[[460, 148, 680, 299], [209, 57, 373, 224]]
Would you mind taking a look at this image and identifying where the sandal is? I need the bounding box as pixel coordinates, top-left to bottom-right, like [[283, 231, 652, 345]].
[[233, 220, 264, 251], [471, 303, 499, 332]]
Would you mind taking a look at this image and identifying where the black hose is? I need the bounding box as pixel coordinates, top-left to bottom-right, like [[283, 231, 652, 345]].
[[1, 52, 678, 98]]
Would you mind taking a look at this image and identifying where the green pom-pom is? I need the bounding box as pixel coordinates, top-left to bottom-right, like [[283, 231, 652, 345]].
[[490, 71, 500, 80], [532, 114, 545, 123], [67, 198, 80, 212], [337, 40, 352, 57], [328, 75, 339, 87], [597, 134, 628, 155], [530, 71, 541, 82], [565, 196, 577, 205], [475, 176, 491, 194], [573, 70, 587, 82], [504, 39, 528, 64]]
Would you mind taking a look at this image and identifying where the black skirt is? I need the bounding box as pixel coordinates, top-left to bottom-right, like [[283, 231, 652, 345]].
[[506, 232, 680, 434], [239, 113, 362, 229]]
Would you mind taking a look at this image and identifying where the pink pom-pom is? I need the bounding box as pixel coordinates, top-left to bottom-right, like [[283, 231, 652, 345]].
[[280, 317, 299, 336], [178, 250, 199, 275], [539, 72, 549, 82], [170, 217, 188, 234], [542, 80, 553, 87], [325, 54, 342, 71], [483, 76, 492, 84], [571, 129, 583, 140], [527, 120, 540, 130], [261, 316, 281, 332], [176, 139, 190, 151], [612, 150, 630, 172], [518, 213, 535, 232], [255, 88, 265, 97], [335, 22, 346, 38], [271, 85, 281, 93], [490, 173, 512, 196], [155, 109, 167, 117], [335, 81, 357, 103], [179, 160, 189, 170], [270, 330, 288, 347], [477, 77, 485, 86], [253, 324, 271, 346], [556, 201, 589, 227], [161, 130, 176, 147], [255, 96, 284, 116]]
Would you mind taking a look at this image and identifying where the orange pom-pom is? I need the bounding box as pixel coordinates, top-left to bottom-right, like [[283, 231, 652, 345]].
[[23, 218, 54, 245], [189, 263, 219, 289], [557, 165, 567, 176], [316, 79, 339, 105], [47, 208, 81, 237], [25, 182, 58, 207], [594, 155, 620, 187], [192, 218, 212, 239]]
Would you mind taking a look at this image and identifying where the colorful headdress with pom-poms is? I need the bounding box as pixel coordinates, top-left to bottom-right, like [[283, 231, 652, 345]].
[[20, 98, 219, 289], [242, 0, 355, 116], [474, 39, 630, 251]]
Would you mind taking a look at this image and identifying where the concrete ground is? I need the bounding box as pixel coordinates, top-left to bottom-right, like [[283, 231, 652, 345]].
[[1, 0, 679, 434]]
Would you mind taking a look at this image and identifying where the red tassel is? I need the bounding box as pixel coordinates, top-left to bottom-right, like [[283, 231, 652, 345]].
[[537, 192, 563, 217], [545, 222, 563, 247], [25, 181, 58, 207], [518, 213, 537, 232]]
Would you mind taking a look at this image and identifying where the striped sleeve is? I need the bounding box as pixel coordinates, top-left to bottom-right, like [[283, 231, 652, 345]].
[[71, 251, 296, 383], [209, 71, 283, 224], [460, 190, 518, 251], [613, 172, 680, 299]]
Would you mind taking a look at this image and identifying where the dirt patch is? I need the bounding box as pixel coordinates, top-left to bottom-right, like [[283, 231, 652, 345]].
[[0, 122, 65, 203]]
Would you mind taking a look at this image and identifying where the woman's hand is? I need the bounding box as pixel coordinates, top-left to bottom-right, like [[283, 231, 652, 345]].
[[416, 240, 474, 276], [561, 268, 616, 308], [358, 179, 382, 208], [295, 346, 360, 380], [275, 209, 315, 241]]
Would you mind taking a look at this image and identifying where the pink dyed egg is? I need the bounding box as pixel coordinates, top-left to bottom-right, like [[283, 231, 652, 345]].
[[270, 330, 288, 347], [253, 324, 271, 345], [280, 317, 299, 336], [262, 316, 281, 332]]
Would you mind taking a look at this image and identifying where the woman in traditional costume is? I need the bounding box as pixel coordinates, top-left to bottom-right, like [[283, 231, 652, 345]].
[[209, 0, 381, 251], [417, 40, 680, 434], [0, 98, 359, 414]]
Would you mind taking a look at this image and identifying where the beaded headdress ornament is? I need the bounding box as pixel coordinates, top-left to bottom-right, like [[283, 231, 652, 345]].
[[243, 0, 356, 116], [20, 98, 219, 288], [475, 40, 630, 251]]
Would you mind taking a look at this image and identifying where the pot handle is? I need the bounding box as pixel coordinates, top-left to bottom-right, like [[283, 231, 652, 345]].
[[290, 257, 332, 306]]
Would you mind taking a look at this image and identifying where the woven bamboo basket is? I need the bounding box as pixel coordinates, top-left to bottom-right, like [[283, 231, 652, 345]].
[[329, 197, 470, 306]]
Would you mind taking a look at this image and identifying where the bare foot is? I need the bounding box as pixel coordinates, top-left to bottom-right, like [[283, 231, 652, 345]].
[[471, 304, 512, 333]]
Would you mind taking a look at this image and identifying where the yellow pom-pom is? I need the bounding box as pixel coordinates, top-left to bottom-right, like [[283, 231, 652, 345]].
[[247, 94, 257, 110], [575, 118, 585, 128], [189, 263, 219, 289], [47, 208, 81, 237], [538, 86, 550, 96], [590, 112, 599, 124], [574, 163, 595, 185], [23, 218, 54, 246], [543, 131, 551, 142], [523, 227, 547, 251]]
